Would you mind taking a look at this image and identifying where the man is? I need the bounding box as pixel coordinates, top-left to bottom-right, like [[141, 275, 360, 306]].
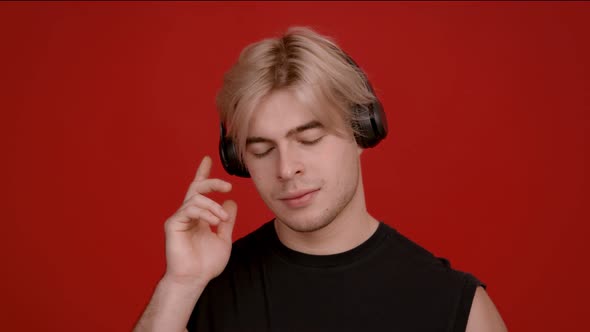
[[134, 26, 507, 332]]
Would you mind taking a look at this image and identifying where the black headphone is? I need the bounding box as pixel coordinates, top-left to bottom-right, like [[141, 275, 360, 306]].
[[219, 53, 388, 178]]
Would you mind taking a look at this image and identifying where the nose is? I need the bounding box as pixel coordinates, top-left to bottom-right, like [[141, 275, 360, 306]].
[[276, 145, 304, 181]]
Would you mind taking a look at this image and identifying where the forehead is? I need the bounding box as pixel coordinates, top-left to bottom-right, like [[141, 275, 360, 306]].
[[247, 89, 321, 137]]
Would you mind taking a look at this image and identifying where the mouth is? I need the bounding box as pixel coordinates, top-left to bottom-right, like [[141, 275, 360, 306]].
[[278, 189, 320, 208]]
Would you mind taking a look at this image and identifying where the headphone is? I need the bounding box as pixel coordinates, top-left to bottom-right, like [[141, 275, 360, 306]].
[[219, 53, 388, 178]]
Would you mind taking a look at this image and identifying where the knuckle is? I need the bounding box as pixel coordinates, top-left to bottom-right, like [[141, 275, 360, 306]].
[[182, 205, 199, 216], [189, 193, 204, 204]]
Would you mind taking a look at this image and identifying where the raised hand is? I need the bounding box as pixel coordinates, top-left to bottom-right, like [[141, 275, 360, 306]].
[[163, 155, 238, 287]]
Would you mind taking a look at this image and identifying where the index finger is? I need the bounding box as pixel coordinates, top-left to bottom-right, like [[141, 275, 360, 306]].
[[194, 155, 212, 182]]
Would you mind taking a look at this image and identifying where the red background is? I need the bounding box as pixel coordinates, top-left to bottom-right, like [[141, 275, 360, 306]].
[[2, 2, 589, 331]]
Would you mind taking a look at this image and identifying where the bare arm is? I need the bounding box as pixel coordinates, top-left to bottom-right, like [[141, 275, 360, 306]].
[[133, 156, 238, 332], [465, 286, 508, 332], [133, 277, 206, 332]]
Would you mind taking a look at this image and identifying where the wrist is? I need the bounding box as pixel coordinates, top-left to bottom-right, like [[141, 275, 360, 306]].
[[161, 273, 209, 291]]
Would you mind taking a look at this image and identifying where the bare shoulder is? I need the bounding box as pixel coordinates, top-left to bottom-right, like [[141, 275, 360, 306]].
[[465, 286, 508, 332]]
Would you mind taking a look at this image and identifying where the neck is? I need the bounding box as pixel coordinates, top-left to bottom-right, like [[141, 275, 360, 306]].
[[274, 172, 379, 255]]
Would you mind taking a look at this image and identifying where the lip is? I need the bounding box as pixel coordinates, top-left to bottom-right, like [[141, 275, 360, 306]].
[[278, 189, 320, 208], [279, 189, 318, 200]]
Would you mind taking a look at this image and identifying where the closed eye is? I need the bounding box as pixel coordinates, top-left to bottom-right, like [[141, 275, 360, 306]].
[[251, 147, 274, 158], [249, 135, 324, 158], [300, 136, 324, 145]]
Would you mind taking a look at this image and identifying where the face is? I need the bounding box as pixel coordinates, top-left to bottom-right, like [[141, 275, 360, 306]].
[[243, 89, 362, 233]]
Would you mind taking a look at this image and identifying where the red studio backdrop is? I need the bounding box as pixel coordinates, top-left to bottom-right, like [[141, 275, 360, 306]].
[[2, 2, 588, 331]]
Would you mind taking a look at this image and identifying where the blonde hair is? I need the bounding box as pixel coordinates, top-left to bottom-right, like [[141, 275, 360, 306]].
[[216, 26, 378, 162]]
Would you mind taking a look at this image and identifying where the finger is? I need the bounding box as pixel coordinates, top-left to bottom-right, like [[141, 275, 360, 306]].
[[193, 179, 232, 196], [183, 206, 221, 226], [168, 206, 221, 229], [194, 156, 212, 182], [166, 210, 209, 233], [181, 194, 229, 221], [217, 200, 237, 243], [184, 179, 232, 202]]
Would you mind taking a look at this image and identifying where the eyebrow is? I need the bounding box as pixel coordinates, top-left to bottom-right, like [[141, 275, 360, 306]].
[[246, 120, 324, 145]]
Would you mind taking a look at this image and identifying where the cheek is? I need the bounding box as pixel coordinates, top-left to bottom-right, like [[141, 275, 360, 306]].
[[250, 172, 275, 201], [327, 138, 358, 164], [316, 140, 359, 181], [246, 158, 269, 184]]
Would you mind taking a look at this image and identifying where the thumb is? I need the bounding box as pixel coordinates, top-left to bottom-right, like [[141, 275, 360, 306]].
[[217, 199, 237, 243]]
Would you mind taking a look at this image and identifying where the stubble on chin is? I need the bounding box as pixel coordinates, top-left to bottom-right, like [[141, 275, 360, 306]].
[[276, 211, 334, 233], [275, 187, 355, 234]]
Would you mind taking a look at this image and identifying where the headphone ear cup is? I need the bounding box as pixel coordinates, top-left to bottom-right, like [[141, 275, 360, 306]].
[[219, 124, 250, 178], [352, 104, 375, 148], [353, 99, 388, 148], [367, 99, 388, 147]]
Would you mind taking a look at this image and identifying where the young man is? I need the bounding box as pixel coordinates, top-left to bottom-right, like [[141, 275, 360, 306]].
[[134, 27, 507, 332]]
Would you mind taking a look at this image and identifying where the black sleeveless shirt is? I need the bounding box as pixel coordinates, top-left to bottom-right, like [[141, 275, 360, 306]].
[[187, 221, 484, 332]]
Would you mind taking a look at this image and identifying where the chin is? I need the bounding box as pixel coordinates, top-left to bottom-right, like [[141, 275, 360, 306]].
[[275, 208, 336, 233]]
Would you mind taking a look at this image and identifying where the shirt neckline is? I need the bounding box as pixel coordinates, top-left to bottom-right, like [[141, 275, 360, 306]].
[[264, 220, 389, 268]]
